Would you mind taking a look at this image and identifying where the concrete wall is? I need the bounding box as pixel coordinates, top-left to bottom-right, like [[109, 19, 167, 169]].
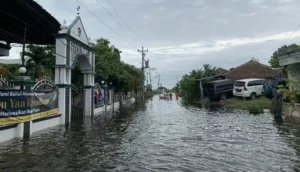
[[31, 117, 61, 134], [0, 116, 62, 144], [283, 103, 300, 118], [0, 98, 136, 144], [93, 98, 135, 115], [0, 123, 23, 143], [287, 63, 300, 90]]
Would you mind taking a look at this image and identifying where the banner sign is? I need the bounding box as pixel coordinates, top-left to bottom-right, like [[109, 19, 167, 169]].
[[0, 90, 58, 125]]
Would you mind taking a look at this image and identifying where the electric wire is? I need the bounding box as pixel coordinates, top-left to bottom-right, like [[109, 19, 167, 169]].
[[76, 0, 137, 49], [104, 0, 144, 47]]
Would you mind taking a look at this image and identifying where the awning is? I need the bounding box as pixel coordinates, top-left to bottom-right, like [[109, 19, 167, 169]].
[[0, 0, 60, 45]]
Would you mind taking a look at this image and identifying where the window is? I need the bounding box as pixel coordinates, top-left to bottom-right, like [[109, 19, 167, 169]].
[[257, 80, 264, 85], [247, 81, 255, 86], [247, 80, 264, 86], [235, 81, 245, 87]]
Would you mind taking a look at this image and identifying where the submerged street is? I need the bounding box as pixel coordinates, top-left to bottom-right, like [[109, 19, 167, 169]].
[[1, 96, 300, 171]]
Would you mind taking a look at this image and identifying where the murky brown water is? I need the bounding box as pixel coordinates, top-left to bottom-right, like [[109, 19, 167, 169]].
[[0, 96, 300, 171]]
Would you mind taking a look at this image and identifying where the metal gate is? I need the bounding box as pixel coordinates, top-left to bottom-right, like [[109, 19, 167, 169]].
[[32, 77, 55, 91], [0, 76, 13, 90], [71, 85, 84, 120]]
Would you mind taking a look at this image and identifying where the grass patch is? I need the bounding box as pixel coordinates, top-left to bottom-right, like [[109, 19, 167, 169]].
[[223, 97, 271, 112]]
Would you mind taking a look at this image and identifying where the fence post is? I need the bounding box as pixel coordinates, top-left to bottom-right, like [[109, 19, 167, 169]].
[[112, 90, 114, 111], [271, 88, 283, 117]]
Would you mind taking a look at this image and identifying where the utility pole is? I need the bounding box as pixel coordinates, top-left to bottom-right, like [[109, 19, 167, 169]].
[[148, 68, 156, 90], [196, 79, 203, 100], [146, 70, 149, 85], [138, 47, 148, 97], [157, 74, 160, 90], [176, 76, 179, 92]]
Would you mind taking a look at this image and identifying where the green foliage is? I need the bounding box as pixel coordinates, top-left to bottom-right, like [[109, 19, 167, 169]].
[[179, 64, 218, 100], [93, 38, 142, 92], [171, 83, 179, 93], [282, 75, 300, 103], [283, 90, 300, 103], [269, 44, 300, 68], [2, 39, 142, 93], [0, 64, 20, 80], [23, 44, 55, 80]]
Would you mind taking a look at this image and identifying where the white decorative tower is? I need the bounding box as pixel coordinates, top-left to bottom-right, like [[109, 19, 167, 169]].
[[54, 14, 95, 124]]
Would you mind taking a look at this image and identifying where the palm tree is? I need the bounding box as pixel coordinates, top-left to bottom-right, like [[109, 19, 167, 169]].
[[22, 44, 55, 80]]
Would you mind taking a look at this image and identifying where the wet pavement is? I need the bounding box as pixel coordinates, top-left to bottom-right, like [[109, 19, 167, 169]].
[[0, 96, 300, 171]]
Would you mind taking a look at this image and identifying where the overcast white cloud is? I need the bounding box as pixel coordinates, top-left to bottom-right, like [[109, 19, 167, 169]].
[[2, 0, 300, 88]]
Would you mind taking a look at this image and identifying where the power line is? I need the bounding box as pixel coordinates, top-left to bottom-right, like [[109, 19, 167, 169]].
[[17, 0, 86, 64], [96, 0, 113, 17], [95, 0, 126, 31], [95, 0, 141, 46], [3, 7, 74, 65], [76, 0, 137, 49], [1, 2, 87, 67], [104, 0, 144, 47], [289, 24, 300, 39]]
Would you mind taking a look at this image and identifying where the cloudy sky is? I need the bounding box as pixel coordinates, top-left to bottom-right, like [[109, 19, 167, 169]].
[[4, 0, 300, 88]]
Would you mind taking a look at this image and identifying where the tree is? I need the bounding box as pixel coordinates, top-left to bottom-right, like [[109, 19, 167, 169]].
[[269, 44, 300, 68], [23, 44, 55, 80], [178, 64, 218, 100], [0, 64, 19, 80], [93, 38, 142, 93], [3, 39, 143, 93]]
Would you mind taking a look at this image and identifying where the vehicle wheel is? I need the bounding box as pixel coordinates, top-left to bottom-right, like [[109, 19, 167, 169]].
[[250, 93, 256, 100], [220, 94, 227, 101]]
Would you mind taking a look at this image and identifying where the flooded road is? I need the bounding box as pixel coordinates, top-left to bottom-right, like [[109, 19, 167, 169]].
[[1, 96, 300, 171]]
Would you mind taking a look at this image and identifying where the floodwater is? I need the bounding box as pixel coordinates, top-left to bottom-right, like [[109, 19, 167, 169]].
[[1, 96, 300, 172]]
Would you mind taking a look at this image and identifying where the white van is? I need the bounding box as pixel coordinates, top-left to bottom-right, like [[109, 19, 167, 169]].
[[233, 78, 265, 100]]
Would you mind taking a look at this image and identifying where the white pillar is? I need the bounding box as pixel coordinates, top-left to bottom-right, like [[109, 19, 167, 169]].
[[55, 35, 70, 125], [15, 122, 24, 138], [108, 89, 112, 105], [84, 88, 92, 116], [58, 88, 66, 124], [83, 73, 94, 116]]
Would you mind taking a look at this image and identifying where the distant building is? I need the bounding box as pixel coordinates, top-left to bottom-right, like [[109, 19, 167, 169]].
[[158, 86, 168, 92], [222, 60, 283, 81], [216, 67, 228, 75], [278, 48, 300, 90]]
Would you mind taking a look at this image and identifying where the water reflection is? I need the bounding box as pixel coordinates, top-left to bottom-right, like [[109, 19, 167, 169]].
[[0, 96, 300, 171]]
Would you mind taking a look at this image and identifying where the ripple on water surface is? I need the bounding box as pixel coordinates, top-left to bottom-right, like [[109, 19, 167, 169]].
[[0, 96, 300, 171]]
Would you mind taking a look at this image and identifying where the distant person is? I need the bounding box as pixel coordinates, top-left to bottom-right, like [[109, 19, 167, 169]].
[[176, 92, 179, 100], [169, 93, 172, 100], [94, 89, 98, 104]]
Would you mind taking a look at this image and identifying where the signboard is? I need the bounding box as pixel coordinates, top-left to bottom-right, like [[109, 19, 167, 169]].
[[100, 88, 104, 104], [0, 90, 58, 125]]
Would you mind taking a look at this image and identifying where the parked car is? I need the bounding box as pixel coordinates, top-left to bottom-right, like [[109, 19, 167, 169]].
[[233, 78, 265, 100], [203, 79, 234, 101], [262, 77, 287, 98]]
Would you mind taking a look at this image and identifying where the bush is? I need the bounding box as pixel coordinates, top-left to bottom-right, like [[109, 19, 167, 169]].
[[224, 97, 271, 112]]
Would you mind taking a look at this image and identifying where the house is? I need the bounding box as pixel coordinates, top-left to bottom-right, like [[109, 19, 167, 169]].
[[278, 47, 300, 117], [216, 67, 228, 75], [222, 60, 283, 81], [278, 48, 300, 90]]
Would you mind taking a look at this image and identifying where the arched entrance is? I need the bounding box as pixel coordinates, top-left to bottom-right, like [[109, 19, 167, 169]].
[[54, 16, 95, 124]]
